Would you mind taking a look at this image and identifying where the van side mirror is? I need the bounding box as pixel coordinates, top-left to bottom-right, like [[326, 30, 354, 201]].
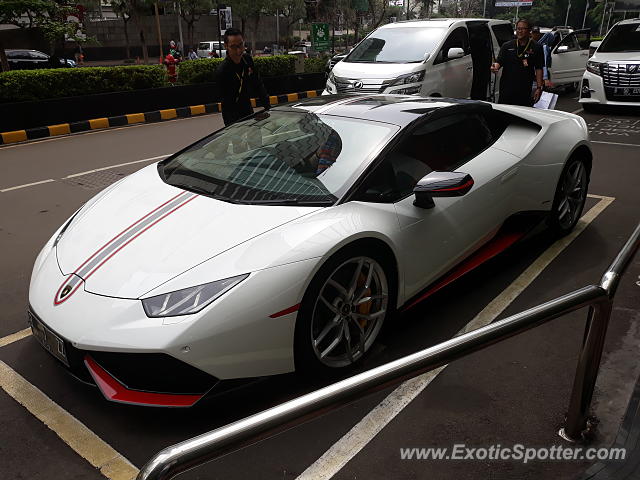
[[447, 47, 465, 60], [413, 171, 474, 209]]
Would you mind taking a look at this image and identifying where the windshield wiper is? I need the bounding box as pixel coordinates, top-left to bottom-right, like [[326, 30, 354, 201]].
[[242, 198, 334, 206]]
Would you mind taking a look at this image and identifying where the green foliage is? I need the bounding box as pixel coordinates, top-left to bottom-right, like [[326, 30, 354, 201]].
[[177, 57, 224, 84], [304, 56, 329, 74], [177, 55, 296, 84], [0, 65, 167, 103]]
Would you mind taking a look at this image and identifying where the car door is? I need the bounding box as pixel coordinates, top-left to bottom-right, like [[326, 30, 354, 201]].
[[427, 27, 473, 99], [351, 112, 521, 300], [550, 29, 591, 85]]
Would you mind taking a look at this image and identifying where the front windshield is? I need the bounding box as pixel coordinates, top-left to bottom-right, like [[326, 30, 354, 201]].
[[345, 27, 446, 63], [599, 23, 640, 52], [161, 111, 398, 205]]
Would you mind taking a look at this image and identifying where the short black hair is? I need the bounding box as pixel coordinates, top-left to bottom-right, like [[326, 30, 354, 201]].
[[223, 28, 243, 44], [516, 19, 531, 30]]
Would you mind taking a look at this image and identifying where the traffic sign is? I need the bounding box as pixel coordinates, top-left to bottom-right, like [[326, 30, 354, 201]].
[[312, 23, 330, 52]]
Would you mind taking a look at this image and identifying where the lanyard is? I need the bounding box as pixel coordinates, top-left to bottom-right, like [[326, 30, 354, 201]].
[[517, 39, 531, 58], [235, 68, 245, 103]]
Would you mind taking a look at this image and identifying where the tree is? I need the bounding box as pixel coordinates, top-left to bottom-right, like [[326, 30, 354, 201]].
[[229, 0, 276, 53], [177, 0, 212, 51], [111, 0, 132, 59], [114, 0, 154, 63]]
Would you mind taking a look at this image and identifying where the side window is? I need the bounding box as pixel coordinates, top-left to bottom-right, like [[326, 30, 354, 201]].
[[354, 114, 492, 203], [29, 51, 48, 60], [556, 34, 580, 53], [492, 24, 514, 47], [433, 27, 470, 65]]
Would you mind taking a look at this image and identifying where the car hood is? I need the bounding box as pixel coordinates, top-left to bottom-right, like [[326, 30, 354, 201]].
[[332, 61, 424, 81], [56, 165, 320, 299], [592, 52, 640, 62]]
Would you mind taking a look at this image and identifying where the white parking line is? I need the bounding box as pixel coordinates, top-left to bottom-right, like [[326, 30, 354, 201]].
[[592, 140, 640, 148], [0, 179, 55, 192], [0, 361, 139, 480], [63, 155, 169, 178], [298, 194, 615, 480], [0, 328, 31, 348], [0, 155, 169, 192], [571, 108, 584, 114]]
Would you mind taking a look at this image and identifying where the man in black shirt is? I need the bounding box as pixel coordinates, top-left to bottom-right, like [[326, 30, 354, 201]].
[[491, 19, 544, 106], [216, 28, 270, 126]]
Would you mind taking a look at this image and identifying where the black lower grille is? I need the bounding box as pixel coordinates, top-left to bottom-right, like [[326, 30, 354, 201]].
[[604, 87, 640, 102]]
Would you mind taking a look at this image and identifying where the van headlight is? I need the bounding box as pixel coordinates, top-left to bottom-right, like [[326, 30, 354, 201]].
[[389, 70, 425, 86], [586, 61, 603, 76], [142, 274, 249, 317]]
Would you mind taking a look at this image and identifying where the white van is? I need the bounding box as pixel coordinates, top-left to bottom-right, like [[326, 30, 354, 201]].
[[324, 19, 515, 100], [579, 19, 640, 111], [197, 41, 227, 59]]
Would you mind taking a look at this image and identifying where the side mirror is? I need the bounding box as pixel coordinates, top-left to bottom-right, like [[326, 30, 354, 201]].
[[413, 171, 474, 209], [589, 40, 601, 57], [447, 47, 465, 60], [556, 45, 569, 53]]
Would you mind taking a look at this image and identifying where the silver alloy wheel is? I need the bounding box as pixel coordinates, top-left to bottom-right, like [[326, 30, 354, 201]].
[[556, 160, 588, 230], [310, 256, 388, 368]]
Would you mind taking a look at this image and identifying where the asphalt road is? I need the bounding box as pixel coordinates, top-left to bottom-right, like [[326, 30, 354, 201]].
[[1, 93, 640, 480]]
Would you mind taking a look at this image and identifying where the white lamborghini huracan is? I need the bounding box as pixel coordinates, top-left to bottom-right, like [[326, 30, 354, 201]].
[[28, 95, 591, 406]]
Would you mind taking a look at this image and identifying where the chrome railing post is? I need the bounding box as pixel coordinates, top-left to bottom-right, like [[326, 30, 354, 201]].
[[560, 297, 613, 441]]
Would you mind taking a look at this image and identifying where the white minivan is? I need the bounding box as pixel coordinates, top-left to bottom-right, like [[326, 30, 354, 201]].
[[324, 19, 515, 100], [580, 19, 640, 110], [197, 41, 227, 59]]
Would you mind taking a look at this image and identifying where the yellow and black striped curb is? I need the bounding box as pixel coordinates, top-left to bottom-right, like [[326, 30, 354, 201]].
[[0, 89, 324, 146]]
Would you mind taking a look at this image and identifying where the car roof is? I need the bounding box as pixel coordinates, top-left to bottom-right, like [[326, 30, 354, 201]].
[[274, 94, 493, 127], [617, 18, 640, 25], [381, 18, 510, 29], [6, 49, 41, 53]]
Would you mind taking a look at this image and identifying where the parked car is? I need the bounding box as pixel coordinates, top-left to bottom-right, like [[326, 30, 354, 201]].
[[197, 41, 227, 59], [324, 18, 515, 101], [6, 49, 76, 70], [547, 28, 591, 89], [28, 95, 591, 406], [580, 18, 640, 111]]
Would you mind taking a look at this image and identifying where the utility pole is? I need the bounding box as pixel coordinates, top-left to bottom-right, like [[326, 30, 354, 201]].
[[582, 1, 589, 28]]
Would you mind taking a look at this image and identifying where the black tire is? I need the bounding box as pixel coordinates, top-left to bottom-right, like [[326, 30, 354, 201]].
[[566, 82, 579, 93], [548, 156, 590, 237], [294, 245, 396, 373], [582, 103, 598, 114]]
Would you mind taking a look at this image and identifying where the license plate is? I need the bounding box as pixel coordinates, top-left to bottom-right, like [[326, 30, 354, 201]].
[[28, 313, 69, 367], [614, 87, 640, 96]]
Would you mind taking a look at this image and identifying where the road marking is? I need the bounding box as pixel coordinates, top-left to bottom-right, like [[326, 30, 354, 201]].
[[63, 155, 170, 178], [1, 155, 169, 192], [0, 178, 55, 192], [592, 140, 640, 148], [0, 328, 31, 348], [0, 361, 139, 480], [571, 108, 584, 114], [298, 194, 615, 480]]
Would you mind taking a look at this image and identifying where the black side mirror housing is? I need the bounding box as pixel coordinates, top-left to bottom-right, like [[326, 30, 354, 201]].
[[413, 171, 474, 209]]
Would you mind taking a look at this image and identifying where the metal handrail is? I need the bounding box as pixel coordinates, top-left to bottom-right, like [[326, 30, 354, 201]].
[[137, 222, 640, 480]]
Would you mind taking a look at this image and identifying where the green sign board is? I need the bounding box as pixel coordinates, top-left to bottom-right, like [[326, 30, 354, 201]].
[[312, 23, 330, 52]]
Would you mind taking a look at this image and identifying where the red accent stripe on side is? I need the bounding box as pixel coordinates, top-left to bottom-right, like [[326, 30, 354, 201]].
[[431, 179, 474, 192], [270, 303, 301, 318], [84, 355, 202, 407], [402, 230, 525, 312]]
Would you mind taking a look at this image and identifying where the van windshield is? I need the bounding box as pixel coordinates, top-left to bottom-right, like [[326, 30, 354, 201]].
[[345, 27, 447, 63], [599, 23, 640, 52]]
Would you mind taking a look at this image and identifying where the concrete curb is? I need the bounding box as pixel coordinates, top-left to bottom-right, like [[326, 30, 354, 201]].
[[0, 89, 324, 146]]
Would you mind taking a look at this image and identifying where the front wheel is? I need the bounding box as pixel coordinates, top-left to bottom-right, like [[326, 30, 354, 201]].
[[294, 247, 394, 372], [548, 157, 589, 236]]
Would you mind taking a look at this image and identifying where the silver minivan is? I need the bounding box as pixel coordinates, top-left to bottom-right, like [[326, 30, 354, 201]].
[[325, 18, 513, 101]]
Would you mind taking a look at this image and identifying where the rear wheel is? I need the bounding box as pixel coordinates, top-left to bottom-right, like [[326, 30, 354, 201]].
[[294, 247, 394, 372], [548, 156, 589, 236]]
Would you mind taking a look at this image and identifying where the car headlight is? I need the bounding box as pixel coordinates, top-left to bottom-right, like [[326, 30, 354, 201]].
[[328, 72, 336, 84], [390, 70, 425, 87], [586, 61, 603, 76], [141, 274, 249, 317]]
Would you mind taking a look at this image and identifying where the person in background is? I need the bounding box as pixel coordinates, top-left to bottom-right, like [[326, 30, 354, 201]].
[[491, 18, 544, 106], [216, 28, 270, 126], [188, 48, 198, 60], [169, 40, 182, 61], [532, 26, 553, 88]]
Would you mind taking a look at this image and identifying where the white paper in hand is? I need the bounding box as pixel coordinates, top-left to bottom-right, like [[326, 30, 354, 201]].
[[533, 91, 558, 110]]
